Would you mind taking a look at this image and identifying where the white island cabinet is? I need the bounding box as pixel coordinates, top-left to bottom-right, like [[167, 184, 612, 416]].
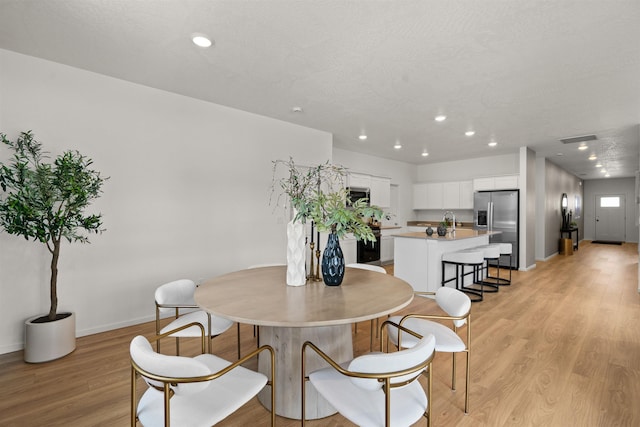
[[393, 229, 499, 292]]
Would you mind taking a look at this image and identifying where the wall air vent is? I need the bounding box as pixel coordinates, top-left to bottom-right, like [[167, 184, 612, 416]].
[[559, 134, 597, 144]]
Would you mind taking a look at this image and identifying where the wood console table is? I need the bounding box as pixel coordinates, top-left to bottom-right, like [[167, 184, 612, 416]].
[[194, 265, 414, 420], [561, 227, 579, 250]]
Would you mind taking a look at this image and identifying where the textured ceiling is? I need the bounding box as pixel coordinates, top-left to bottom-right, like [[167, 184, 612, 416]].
[[0, 0, 638, 179]]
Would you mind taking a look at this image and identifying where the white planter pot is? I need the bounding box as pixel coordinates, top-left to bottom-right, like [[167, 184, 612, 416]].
[[24, 312, 76, 363], [286, 219, 307, 286]]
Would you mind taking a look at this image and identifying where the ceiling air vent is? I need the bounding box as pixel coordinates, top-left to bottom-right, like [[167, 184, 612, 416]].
[[559, 134, 597, 144]]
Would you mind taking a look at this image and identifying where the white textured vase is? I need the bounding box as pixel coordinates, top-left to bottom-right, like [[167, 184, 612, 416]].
[[286, 219, 307, 286]]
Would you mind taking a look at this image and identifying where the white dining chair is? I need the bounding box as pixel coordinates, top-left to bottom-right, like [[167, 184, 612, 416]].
[[346, 263, 387, 349], [130, 323, 275, 426], [155, 279, 239, 358], [387, 286, 472, 414], [302, 323, 435, 427]]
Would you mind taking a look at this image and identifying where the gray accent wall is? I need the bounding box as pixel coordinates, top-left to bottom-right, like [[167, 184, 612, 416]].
[[539, 159, 584, 259]]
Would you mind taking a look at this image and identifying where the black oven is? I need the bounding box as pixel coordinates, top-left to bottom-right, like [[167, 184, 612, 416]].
[[347, 187, 370, 207], [357, 225, 381, 265]]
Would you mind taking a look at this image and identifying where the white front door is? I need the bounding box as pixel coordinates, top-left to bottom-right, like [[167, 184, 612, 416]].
[[595, 194, 626, 242]]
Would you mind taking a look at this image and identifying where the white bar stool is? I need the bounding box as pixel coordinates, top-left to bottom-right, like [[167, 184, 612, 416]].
[[492, 243, 513, 285], [474, 244, 502, 293], [442, 248, 485, 302]]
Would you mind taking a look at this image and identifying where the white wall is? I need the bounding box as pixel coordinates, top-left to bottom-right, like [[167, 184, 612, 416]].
[[583, 178, 638, 242], [0, 49, 332, 354], [332, 148, 417, 227], [520, 147, 537, 270]]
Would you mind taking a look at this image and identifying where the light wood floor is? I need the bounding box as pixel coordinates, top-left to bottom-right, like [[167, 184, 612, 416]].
[[1, 241, 639, 426]]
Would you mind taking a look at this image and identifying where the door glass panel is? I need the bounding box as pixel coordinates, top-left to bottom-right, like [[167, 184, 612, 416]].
[[600, 197, 620, 207]]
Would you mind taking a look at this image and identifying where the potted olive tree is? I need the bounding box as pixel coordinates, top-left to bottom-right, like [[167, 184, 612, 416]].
[[0, 131, 106, 362]]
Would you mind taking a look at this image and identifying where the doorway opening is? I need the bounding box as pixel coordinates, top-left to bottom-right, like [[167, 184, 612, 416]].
[[594, 194, 626, 243]]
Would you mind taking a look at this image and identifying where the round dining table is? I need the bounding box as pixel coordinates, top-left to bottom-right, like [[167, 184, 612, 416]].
[[194, 265, 414, 420]]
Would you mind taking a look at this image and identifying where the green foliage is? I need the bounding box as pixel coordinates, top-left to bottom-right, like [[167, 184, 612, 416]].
[[271, 157, 382, 243], [0, 130, 106, 319]]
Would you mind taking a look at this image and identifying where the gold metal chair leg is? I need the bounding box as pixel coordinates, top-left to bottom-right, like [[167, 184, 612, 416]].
[[237, 323, 241, 359], [452, 352, 457, 391], [464, 350, 470, 414]]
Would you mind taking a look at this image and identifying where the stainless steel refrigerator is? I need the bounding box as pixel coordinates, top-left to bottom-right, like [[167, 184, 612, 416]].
[[473, 190, 519, 269]]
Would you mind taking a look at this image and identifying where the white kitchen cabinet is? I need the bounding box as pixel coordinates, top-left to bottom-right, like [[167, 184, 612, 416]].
[[494, 175, 519, 189], [472, 175, 519, 191], [413, 182, 450, 210], [347, 173, 371, 189], [472, 177, 494, 191], [381, 235, 394, 263], [459, 180, 474, 208], [370, 176, 391, 207], [412, 183, 429, 209], [426, 183, 443, 209], [442, 182, 461, 209], [340, 238, 357, 265]]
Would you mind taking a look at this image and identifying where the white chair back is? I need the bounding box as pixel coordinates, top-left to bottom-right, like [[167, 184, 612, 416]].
[[347, 333, 435, 391], [435, 287, 471, 328], [130, 335, 211, 395], [155, 279, 197, 312]]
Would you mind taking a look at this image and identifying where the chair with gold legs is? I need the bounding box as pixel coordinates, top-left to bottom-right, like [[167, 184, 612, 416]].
[[155, 279, 240, 358], [346, 263, 388, 350], [387, 287, 472, 414], [302, 321, 435, 427], [130, 322, 276, 427]]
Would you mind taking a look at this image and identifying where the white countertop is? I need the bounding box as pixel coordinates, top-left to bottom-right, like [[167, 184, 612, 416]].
[[393, 229, 500, 241]]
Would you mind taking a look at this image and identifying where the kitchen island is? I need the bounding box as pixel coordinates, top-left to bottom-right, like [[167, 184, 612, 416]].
[[393, 229, 500, 292]]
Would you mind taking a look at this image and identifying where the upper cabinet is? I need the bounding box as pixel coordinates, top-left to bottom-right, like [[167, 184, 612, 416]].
[[459, 180, 474, 209], [347, 173, 390, 208], [347, 173, 371, 189], [473, 175, 519, 192], [370, 176, 391, 207], [413, 183, 429, 210], [442, 182, 460, 208], [412, 180, 473, 209]]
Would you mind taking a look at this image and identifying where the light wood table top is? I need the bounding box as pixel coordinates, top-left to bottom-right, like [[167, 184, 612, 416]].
[[194, 265, 414, 327]]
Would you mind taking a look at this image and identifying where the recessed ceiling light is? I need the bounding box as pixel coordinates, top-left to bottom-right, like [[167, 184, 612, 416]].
[[488, 141, 497, 147], [605, 173, 610, 177], [421, 150, 429, 157], [393, 142, 402, 149], [434, 115, 447, 122], [595, 163, 602, 168], [588, 154, 597, 161], [291, 106, 303, 113], [191, 33, 213, 48], [556, 152, 564, 156], [465, 130, 475, 137], [578, 145, 588, 151], [358, 134, 367, 141], [601, 169, 607, 173]]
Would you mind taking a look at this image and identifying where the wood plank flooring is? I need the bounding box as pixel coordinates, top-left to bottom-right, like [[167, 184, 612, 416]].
[[0, 241, 638, 426]]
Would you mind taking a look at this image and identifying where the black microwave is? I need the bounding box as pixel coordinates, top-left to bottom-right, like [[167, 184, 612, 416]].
[[347, 187, 370, 206]]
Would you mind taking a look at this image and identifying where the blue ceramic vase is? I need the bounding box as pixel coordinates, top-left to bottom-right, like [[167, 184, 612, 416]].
[[322, 232, 345, 286]]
